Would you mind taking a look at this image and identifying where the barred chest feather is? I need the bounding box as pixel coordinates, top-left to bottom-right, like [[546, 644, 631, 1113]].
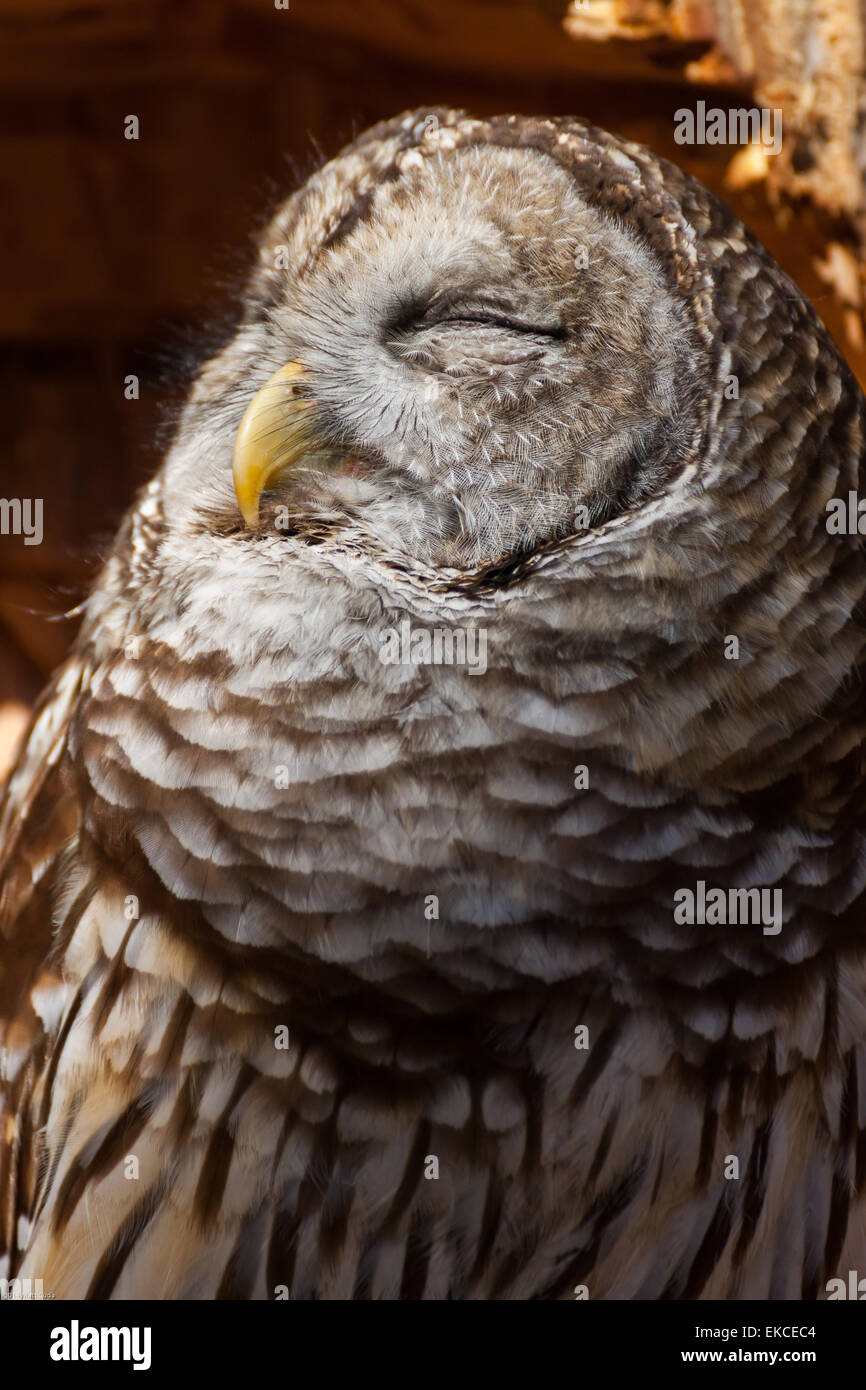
[[13, 577, 866, 1298]]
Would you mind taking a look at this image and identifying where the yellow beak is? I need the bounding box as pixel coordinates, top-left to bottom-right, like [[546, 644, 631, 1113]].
[[232, 361, 318, 526]]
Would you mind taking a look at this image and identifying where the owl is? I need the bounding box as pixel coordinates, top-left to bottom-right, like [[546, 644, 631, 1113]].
[[2, 107, 866, 1301]]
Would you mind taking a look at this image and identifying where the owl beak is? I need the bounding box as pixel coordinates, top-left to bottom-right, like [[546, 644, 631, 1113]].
[[232, 362, 318, 526]]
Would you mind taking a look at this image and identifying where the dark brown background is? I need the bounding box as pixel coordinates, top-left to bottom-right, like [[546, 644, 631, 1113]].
[[0, 0, 860, 773]]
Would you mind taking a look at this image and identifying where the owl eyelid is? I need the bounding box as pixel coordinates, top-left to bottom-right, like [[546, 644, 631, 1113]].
[[431, 313, 566, 339]]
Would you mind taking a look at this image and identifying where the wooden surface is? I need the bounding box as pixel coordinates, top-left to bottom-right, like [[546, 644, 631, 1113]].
[[1, 0, 863, 776]]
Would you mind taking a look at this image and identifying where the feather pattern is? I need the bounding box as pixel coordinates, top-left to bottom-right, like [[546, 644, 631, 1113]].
[[3, 109, 866, 1298]]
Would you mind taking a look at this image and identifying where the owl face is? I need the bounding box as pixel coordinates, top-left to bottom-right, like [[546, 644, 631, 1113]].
[[163, 131, 700, 573]]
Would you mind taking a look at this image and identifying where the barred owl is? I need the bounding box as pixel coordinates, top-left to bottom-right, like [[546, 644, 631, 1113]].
[[2, 108, 866, 1301]]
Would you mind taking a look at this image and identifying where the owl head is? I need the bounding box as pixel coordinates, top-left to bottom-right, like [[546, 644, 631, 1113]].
[[160, 108, 706, 570]]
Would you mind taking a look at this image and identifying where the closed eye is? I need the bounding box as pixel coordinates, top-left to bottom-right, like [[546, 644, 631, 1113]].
[[387, 296, 566, 341], [433, 314, 567, 339]]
